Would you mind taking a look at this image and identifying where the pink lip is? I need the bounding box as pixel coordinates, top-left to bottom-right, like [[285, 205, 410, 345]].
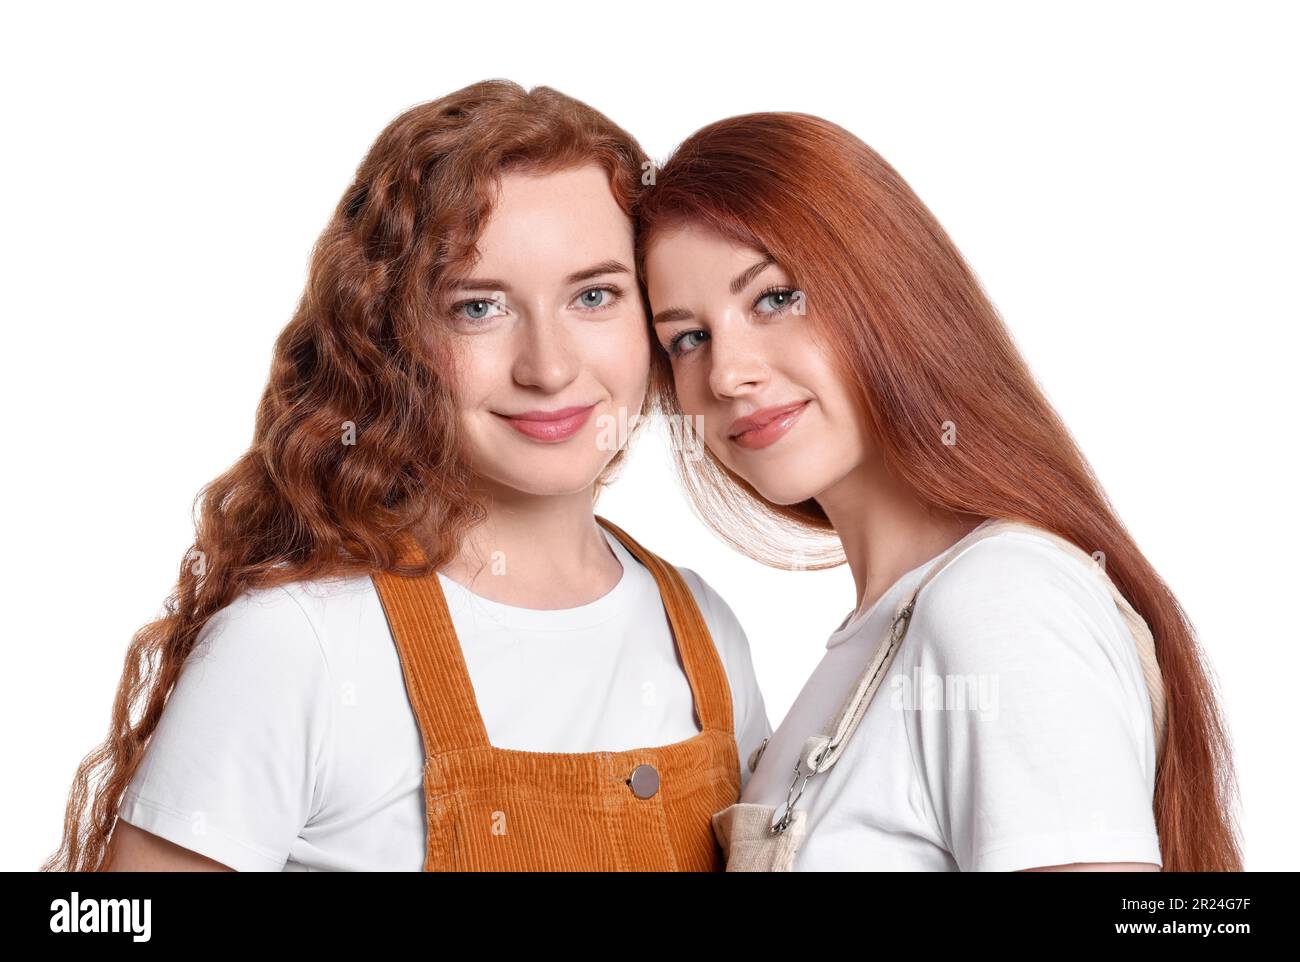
[[727, 400, 809, 450], [496, 404, 597, 443]]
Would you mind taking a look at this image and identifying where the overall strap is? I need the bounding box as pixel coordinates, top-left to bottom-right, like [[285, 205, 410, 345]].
[[371, 535, 493, 755], [798, 519, 1168, 779], [595, 515, 735, 735]]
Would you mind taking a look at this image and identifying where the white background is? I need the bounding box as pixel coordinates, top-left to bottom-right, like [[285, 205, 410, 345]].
[[3, 1, 1295, 870]]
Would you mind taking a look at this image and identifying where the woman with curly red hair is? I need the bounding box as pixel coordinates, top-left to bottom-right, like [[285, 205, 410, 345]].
[[44, 81, 770, 872]]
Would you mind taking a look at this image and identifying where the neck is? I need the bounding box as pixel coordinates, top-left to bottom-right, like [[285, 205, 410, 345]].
[[816, 456, 981, 620], [443, 479, 622, 609]]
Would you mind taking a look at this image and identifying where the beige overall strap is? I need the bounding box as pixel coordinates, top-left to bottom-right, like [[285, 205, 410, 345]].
[[370, 534, 492, 756], [802, 518, 1168, 778], [595, 515, 735, 736]]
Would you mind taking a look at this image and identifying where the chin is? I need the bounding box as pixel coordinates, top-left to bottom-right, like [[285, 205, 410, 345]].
[[482, 460, 609, 498], [747, 473, 823, 507]]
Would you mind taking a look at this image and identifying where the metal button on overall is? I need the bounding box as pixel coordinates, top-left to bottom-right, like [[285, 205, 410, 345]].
[[629, 763, 660, 799]]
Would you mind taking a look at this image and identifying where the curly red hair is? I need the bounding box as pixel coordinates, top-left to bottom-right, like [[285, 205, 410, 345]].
[[43, 80, 650, 871]]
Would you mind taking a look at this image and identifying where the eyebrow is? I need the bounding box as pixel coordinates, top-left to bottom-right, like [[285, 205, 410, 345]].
[[449, 259, 632, 293], [651, 256, 778, 326], [730, 255, 776, 295]]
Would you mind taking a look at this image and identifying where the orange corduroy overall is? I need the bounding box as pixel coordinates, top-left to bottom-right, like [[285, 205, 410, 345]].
[[370, 515, 742, 871]]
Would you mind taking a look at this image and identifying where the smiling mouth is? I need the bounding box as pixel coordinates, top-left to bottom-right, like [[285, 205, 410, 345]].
[[494, 404, 598, 443], [727, 400, 810, 450]]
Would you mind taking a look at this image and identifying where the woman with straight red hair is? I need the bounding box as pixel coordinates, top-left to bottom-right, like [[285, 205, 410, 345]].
[[42, 81, 770, 872], [638, 112, 1242, 872]]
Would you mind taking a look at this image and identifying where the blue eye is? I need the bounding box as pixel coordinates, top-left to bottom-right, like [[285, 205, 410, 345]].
[[665, 329, 708, 358], [754, 287, 804, 315], [574, 286, 620, 310], [451, 298, 506, 322]]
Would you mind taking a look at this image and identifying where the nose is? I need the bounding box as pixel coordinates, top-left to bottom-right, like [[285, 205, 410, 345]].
[[706, 319, 767, 399], [511, 309, 579, 393]]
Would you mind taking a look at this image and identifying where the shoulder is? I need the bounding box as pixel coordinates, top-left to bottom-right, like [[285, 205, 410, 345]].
[[670, 563, 772, 781], [907, 528, 1129, 674], [195, 583, 320, 663], [896, 528, 1161, 870], [189, 574, 375, 682], [597, 518, 761, 696], [670, 564, 748, 650], [275, 572, 378, 640], [123, 579, 354, 869], [667, 563, 763, 706], [925, 527, 1111, 611]]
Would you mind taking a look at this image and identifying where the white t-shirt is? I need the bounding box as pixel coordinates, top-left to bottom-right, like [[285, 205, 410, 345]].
[[742, 526, 1162, 871], [118, 527, 772, 871]]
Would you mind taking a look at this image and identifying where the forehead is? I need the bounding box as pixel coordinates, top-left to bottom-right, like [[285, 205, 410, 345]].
[[471, 163, 632, 274], [645, 225, 773, 292]]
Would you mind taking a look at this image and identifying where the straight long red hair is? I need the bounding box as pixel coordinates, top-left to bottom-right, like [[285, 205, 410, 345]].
[[42, 80, 650, 871], [636, 112, 1243, 872]]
